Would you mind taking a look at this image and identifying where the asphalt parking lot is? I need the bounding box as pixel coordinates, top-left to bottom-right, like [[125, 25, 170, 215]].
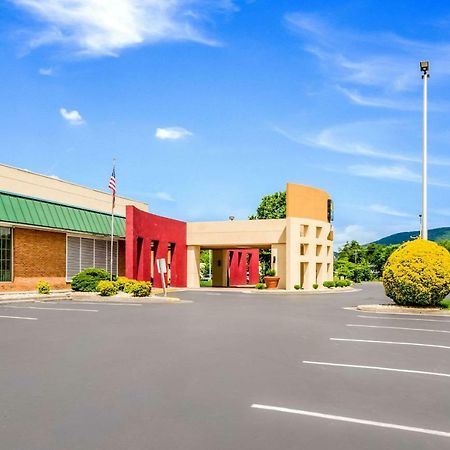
[[1, 283, 449, 450]]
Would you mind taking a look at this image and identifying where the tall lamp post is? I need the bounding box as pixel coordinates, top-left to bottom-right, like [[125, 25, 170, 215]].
[[420, 61, 429, 240]]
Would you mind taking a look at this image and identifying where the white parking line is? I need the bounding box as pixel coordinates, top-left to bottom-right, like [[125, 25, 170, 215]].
[[71, 302, 142, 306], [357, 315, 450, 323], [3, 306, 98, 312], [0, 315, 37, 320], [331, 338, 450, 350], [302, 361, 450, 378], [251, 404, 450, 438], [347, 324, 450, 334]]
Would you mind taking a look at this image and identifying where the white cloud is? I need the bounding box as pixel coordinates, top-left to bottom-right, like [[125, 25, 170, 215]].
[[59, 107, 84, 125], [273, 122, 450, 167], [12, 0, 236, 56], [151, 191, 175, 202], [334, 224, 378, 248], [349, 164, 450, 188], [367, 204, 414, 218], [273, 123, 420, 164], [38, 67, 54, 76], [285, 12, 450, 110], [155, 126, 193, 140]]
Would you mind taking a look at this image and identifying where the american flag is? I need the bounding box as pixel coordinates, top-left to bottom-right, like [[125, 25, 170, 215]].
[[108, 166, 116, 207]]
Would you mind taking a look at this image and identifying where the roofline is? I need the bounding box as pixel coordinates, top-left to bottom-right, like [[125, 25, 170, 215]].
[[0, 162, 147, 206], [0, 189, 126, 219]]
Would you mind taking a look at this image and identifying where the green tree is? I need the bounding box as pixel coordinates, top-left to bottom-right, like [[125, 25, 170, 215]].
[[249, 191, 286, 276], [249, 191, 286, 220], [438, 240, 450, 253], [338, 240, 367, 264], [200, 250, 211, 279]]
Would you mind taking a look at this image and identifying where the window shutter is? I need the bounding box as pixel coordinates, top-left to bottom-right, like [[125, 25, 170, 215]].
[[67, 236, 81, 280]]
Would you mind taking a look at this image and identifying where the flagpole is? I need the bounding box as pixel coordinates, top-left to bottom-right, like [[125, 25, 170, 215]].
[[110, 159, 116, 281]]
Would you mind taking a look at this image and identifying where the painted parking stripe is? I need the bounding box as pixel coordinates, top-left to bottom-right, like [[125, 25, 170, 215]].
[[344, 308, 450, 318], [347, 324, 450, 334], [357, 315, 450, 323], [251, 404, 450, 438], [331, 338, 450, 350], [71, 302, 142, 306], [0, 315, 37, 320], [302, 361, 450, 378], [3, 306, 98, 312]]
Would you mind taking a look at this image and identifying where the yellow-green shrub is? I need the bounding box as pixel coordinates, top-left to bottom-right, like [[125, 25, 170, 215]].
[[116, 276, 130, 291], [37, 280, 50, 294], [383, 239, 450, 307], [124, 280, 138, 294], [96, 280, 118, 297], [129, 281, 152, 297]]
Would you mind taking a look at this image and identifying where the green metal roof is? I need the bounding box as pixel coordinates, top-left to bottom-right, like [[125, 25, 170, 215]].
[[0, 191, 126, 237]]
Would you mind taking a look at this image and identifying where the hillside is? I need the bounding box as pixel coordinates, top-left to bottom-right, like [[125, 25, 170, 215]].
[[373, 227, 450, 245]]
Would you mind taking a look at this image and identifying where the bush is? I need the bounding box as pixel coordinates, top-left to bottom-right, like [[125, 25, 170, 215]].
[[116, 276, 130, 291], [313, 283, 319, 289], [96, 280, 118, 297], [265, 269, 276, 277], [294, 284, 301, 290], [129, 281, 152, 297], [71, 268, 111, 292], [323, 281, 335, 288], [383, 239, 450, 307], [255, 283, 266, 290], [37, 280, 50, 294], [124, 280, 138, 294]]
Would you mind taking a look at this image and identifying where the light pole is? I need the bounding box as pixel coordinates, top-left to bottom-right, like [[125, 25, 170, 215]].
[[420, 61, 429, 240]]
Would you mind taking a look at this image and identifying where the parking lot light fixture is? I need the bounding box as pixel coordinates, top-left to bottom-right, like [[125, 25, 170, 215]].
[[420, 61, 429, 240]]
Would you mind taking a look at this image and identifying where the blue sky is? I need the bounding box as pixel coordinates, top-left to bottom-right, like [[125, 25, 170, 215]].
[[0, 0, 449, 247]]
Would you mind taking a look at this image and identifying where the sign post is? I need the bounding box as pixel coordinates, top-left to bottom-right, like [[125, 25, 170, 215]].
[[156, 258, 167, 297]]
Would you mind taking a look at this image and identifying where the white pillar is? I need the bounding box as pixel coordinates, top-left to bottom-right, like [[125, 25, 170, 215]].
[[422, 69, 428, 240], [186, 246, 200, 288]]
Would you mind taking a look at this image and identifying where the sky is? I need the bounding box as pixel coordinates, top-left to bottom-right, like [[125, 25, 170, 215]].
[[0, 0, 449, 248]]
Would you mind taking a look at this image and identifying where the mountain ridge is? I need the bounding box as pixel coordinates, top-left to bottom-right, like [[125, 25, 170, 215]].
[[373, 227, 450, 245]]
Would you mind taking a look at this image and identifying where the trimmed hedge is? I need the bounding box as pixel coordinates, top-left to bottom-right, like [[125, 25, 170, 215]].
[[255, 283, 266, 290], [129, 281, 152, 297], [323, 281, 335, 288], [116, 276, 130, 291], [71, 268, 111, 292], [37, 280, 50, 294], [294, 284, 301, 290], [97, 280, 118, 297], [383, 239, 450, 307]]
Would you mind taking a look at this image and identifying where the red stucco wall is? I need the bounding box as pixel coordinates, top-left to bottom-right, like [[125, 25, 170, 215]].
[[125, 206, 187, 288], [227, 249, 259, 286]]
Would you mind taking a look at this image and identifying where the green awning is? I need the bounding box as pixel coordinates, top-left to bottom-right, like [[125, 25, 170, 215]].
[[0, 191, 126, 237]]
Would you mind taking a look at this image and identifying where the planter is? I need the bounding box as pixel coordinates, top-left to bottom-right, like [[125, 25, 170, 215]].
[[264, 276, 280, 289]]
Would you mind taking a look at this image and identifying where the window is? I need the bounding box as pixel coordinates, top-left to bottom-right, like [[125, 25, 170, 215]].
[[300, 244, 309, 256], [316, 227, 323, 239], [316, 245, 322, 257], [300, 225, 309, 237], [0, 227, 12, 282], [66, 236, 118, 281]]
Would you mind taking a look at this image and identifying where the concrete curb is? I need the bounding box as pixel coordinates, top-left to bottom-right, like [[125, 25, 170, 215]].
[[180, 287, 360, 295], [356, 304, 450, 315], [0, 293, 72, 304]]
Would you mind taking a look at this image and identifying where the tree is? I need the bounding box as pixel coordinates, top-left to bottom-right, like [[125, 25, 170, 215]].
[[249, 191, 286, 220], [438, 240, 450, 253], [338, 240, 367, 264], [199, 250, 211, 279], [249, 191, 286, 276]]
